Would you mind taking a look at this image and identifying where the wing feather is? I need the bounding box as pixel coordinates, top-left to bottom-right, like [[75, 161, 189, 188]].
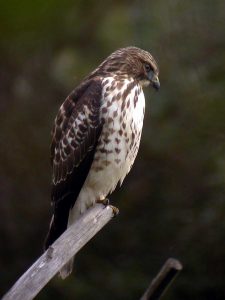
[[52, 77, 102, 195], [45, 78, 103, 249]]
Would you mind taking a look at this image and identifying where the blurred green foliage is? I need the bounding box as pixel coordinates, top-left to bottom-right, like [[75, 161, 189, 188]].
[[0, 0, 225, 299]]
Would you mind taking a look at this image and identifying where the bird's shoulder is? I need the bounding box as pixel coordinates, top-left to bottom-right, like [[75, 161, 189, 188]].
[[51, 76, 104, 185]]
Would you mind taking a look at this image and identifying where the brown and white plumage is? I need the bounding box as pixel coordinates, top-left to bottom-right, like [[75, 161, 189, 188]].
[[44, 47, 160, 278]]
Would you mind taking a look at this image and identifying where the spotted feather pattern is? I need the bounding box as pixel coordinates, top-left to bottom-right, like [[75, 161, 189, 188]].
[[75, 75, 145, 209], [51, 79, 102, 186], [45, 78, 103, 249], [45, 47, 159, 276]]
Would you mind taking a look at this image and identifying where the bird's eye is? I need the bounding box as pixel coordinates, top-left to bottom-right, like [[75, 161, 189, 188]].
[[145, 64, 152, 72]]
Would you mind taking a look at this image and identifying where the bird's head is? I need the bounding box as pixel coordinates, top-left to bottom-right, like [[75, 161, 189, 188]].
[[93, 46, 160, 90]]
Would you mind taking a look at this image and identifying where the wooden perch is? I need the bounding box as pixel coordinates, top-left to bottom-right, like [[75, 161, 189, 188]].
[[3, 204, 182, 300], [140, 258, 183, 300], [2, 204, 116, 300]]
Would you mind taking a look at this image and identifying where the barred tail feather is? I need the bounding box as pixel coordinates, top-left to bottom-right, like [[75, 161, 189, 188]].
[[44, 194, 72, 250], [59, 257, 75, 279], [58, 200, 85, 279]]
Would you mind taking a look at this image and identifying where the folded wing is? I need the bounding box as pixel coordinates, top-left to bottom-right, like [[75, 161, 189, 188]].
[[45, 78, 103, 249]]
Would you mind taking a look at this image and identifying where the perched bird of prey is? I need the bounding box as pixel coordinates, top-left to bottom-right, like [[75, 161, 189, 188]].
[[45, 46, 160, 278]]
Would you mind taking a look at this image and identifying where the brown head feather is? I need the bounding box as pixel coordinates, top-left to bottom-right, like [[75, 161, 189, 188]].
[[88, 47, 159, 83]]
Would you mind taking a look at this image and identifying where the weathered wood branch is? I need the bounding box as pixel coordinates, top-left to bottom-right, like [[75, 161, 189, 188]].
[[3, 204, 182, 300], [2, 204, 116, 300], [140, 258, 183, 300]]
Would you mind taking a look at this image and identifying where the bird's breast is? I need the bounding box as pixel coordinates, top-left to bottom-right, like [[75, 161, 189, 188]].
[[86, 76, 145, 195]]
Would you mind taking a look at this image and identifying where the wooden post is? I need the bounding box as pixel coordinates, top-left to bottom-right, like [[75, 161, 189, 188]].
[[2, 204, 116, 300], [140, 258, 183, 300]]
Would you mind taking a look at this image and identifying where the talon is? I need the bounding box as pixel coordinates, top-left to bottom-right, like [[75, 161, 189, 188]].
[[110, 205, 119, 216], [96, 198, 110, 206]]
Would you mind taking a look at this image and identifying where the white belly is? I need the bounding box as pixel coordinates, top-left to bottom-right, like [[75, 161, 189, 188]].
[[71, 77, 145, 216]]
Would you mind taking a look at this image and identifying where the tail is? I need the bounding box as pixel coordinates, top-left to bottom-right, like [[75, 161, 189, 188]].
[[44, 214, 75, 279], [58, 202, 82, 279], [44, 198, 71, 250], [44, 194, 76, 279], [44, 196, 83, 279], [59, 257, 75, 279]]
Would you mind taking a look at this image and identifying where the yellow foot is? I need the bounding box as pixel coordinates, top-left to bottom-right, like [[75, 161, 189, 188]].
[[109, 205, 119, 216], [96, 198, 110, 206]]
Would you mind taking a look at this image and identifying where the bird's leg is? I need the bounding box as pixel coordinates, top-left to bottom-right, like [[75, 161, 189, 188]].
[[96, 198, 110, 206], [96, 198, 119, 216]]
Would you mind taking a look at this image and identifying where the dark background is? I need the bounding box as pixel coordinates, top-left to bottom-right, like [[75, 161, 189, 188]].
[[0, 1, 225, 299]]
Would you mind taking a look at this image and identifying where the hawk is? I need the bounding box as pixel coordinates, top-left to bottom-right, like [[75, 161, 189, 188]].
[[44, 47, 160, 278]]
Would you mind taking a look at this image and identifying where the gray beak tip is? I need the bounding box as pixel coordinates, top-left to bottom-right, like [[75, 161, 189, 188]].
[[152, 80, 160, 91]]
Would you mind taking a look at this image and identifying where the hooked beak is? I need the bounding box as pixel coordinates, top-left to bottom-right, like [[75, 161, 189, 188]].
[[151, 75, 160, 91]]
